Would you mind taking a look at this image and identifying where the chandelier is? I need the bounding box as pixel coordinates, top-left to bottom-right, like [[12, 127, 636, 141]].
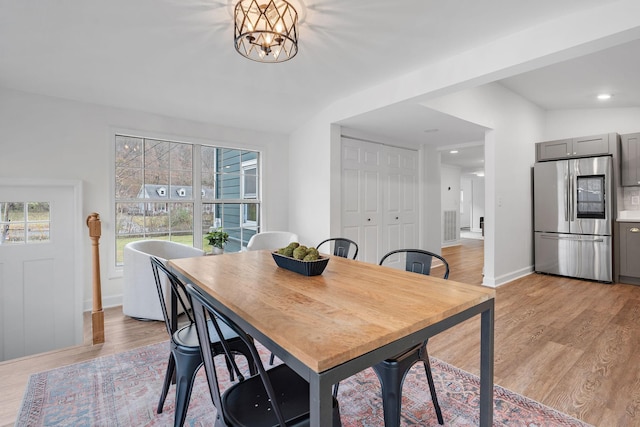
[[234, 0, 299, 63]]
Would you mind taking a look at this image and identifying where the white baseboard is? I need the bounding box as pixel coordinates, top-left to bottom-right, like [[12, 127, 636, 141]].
[[482, 265, 534, 288], [442, 239, 461, 248], [83, 294, 123, 312]]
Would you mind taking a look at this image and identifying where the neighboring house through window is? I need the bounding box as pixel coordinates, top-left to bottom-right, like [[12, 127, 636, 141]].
[[114, 135, 261, 265], [241, 158, 258, 227]]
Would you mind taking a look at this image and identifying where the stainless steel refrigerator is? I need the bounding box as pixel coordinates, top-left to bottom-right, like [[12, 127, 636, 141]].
[[533, 156, 612, 282]]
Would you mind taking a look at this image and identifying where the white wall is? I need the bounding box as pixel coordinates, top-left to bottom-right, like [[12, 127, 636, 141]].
[[470, 176, 486, 233], [288, 111, 333, 246], [545, 108, 640, 139], [424, 83, 545, 286], [441, 165, 461, 213], [0, 87, 290, 310], [460, 178, 472, 229], [462, 175, 486, 232], [421, 145, 444, 253], [441, 164, 461, 245]]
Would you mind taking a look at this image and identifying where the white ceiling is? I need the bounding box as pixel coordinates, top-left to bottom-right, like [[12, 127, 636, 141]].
[[499, 38, 640, 110], [340, 36, 640, 174], [1, 0, 639, 175]]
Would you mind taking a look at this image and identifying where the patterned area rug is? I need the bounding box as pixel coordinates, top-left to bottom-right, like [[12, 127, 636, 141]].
[[17, 341, 591, 426]]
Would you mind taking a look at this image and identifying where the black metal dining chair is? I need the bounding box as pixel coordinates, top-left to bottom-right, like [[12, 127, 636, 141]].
[[316, 237, 359, 260], [185, 282, 343, 427], [379, 248, 449, 279], [374, 249, 448, 426], [150, 257, 256, 427]]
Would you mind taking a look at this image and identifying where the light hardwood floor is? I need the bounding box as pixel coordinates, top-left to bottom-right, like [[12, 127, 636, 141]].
[[1, 239, 639, 426], [431, 238, 640, 426]]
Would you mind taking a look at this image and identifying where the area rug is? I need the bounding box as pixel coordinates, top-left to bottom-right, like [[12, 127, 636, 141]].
[[17, 341, 591, 426]]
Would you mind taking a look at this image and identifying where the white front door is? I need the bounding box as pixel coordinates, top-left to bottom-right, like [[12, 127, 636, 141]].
[[0, 179, 83, 361]]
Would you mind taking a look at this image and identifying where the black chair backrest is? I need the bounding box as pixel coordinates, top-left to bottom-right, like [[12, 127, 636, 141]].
[[186, 283, 290, 426], [379, 249, 449, 279], [316, 238, 359, 260], [150, 256, 194, 336]]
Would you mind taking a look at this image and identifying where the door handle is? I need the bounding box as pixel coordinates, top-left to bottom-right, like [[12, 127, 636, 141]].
[[565, 171, 570, 222], [630, 228, 640, 233], [569, 172, 574, 221]]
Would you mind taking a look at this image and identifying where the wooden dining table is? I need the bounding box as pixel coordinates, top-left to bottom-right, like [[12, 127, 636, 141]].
[[169, 250, 496, 426]]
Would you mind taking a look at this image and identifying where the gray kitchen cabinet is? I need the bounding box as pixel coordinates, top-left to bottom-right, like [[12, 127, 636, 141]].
[[536, 133, 615, 161], [618, 221, 640, 283], [620, 132, 640, 186], [536, 138, 572, 161]]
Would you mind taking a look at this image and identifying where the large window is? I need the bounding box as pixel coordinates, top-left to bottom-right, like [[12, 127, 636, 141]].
[[115, 135, 260, 264]]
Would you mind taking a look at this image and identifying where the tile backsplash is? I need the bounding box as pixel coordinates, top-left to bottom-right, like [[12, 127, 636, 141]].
[[622, 187, 640, 211]]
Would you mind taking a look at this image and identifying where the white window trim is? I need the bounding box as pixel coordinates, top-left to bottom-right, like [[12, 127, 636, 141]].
[[241, 158, 258, 226], [109, 127, 264, 278]]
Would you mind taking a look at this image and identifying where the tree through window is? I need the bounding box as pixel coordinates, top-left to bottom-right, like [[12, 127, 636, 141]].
[[115, 135, 260, 264]]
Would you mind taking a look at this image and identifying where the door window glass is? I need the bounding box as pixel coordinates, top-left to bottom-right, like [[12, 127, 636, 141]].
[[0, 201, 50, 244]]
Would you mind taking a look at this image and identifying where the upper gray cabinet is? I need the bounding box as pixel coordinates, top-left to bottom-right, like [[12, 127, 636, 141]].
[[535, 138, 572, 161], [536, 133, 615, 161], [620, 132, 640, 186]]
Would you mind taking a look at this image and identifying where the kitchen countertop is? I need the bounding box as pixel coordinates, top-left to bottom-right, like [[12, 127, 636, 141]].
[[617, 211, 640, 222]]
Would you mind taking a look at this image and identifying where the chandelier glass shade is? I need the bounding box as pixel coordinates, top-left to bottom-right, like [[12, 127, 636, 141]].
[[234, 0, 299, 63]]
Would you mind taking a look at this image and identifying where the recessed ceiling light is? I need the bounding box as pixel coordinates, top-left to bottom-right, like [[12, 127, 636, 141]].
[[597, 93, 612, 100], [449, 150, 458, 154]]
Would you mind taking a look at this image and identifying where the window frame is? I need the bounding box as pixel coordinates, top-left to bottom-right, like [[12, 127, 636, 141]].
[[241, 158, 258, 227], [111, 130, 262, 275]]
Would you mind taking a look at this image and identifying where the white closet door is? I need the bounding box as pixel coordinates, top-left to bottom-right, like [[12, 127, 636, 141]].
[[384, 146, 419, 269], [341, 138, 382, 264], [341, 138, 419, 265]]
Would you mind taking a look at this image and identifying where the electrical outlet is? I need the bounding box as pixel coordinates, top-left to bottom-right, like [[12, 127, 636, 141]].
[[633, 196, 640, 205]]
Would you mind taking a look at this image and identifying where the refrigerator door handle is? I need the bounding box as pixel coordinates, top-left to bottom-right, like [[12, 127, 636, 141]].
[[569, 172, 574, 221], [540, 234, 570, 240], [567, 169, 573, 222], [564, 181, 571, 222], [539, 234, 605, 243]]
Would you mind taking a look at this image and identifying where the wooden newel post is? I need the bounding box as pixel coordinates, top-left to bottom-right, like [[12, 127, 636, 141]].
[[86, 212, 105, 344]]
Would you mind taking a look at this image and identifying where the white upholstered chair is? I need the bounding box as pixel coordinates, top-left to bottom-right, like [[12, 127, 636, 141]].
[[246, 231, 299, 251], [123, 240, 204, 321]]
